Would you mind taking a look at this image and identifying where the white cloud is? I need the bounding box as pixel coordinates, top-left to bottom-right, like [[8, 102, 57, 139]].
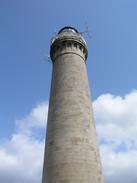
[[16, 102, 48, 135], [0, 91, 137, 183], [93, 90, 137, 183], [0, 102, 48, 183]]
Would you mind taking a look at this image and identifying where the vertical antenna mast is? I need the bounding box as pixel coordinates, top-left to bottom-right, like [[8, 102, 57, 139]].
[[79, 24, 92, 38]]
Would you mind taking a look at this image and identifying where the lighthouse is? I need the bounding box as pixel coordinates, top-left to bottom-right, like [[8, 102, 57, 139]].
[[42, 26, 104, 183]]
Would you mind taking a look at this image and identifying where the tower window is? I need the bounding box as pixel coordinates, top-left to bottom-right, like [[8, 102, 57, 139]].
[[57, 45, 60, 50], [79, 45, 82, 51], [67, 42, 71, 47], [74, 43, 77, 48]]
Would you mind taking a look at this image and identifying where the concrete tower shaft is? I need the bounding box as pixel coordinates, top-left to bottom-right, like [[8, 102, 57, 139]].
[[42, 27, 104, 183]]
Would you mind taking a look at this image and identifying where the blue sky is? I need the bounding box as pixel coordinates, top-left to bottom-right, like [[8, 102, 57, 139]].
[[0, 0, 137, 183], [0, 0, 137, 137]]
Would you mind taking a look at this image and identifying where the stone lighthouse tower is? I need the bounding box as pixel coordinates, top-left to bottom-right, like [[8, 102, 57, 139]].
[[42, 26, 104, 183]]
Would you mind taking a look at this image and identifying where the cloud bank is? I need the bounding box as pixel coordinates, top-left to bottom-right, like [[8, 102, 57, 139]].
[[93, 90, 137, 183], [0, 102, 48, 183], [0, 91, 137, 183]]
